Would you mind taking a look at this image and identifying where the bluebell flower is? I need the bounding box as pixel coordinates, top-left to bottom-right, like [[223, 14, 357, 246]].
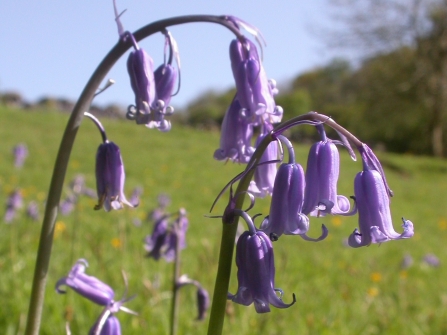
[[126, 36, 157, 125], [145, 214, 170, 260], [125, 28, 178, 131], [214, 96, 254, 163], [196, 286, 210, 320], [55, 259, 114, 305], [423, 253, 440, 267], [26, 201, 40, 221], [95, 141, 134, 211], [161, 209, 189, 262], [347, 147, 414, 247], [4, 189, 23, 223], [147, 30, 179, 131], [228, 230, 295, 313], [302, 127, 354, 216], [260, 159, 328, 241], [56, 259, 135, 335], [248, 125, 278, 198], [12, 143, 28, 168], [229, 38, 282, 125], [89, 315, 121, 335], [60, 194, 76, 216]]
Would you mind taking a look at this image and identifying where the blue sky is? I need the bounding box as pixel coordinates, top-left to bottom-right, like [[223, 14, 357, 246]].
[[0, 0, 339, 109]]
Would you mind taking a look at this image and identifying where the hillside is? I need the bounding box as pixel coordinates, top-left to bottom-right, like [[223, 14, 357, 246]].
[[1, 106, 447, 334]]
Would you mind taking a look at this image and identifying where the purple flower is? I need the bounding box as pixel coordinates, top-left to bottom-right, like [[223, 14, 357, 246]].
[[214, 96, 254, 163], [229, 38, 282, 125], [26, 201, 40, 221], [12, 143, 28, 168], [260, 163, 309, 238], [302, 128, 354, 216], [248, 126, 278, 198], [60, 194, 76, 216], [145, 209, 188, 262], [95, 141, 134, 211], [57, 258, 135, 335], [4, 189, 23, 223], [259, 161, 328, 241], [125, 30, 178, 131], [347, 168, 414, 248], [89, 315, 121, 335], [129, 186, 143, 207], [145, 215, 170, 260], [423, 253, 440, 267], [164, 208, 189, 261], [228, 230, 295, 313], [197, 287, 210, 320], [126, 41, 157, 125], [56, 259, 115, 306]]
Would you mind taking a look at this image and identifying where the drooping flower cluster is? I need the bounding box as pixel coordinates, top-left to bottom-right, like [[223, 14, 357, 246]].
[[215, 19, 282, 164], [217, 118, 415, 313], [56, 259, 136, 335], [114, 1, 179, 131], [145, 208, 189, 261]]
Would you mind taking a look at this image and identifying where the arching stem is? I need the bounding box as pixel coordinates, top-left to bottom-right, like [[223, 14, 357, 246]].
[[24, 15, 243, 335]]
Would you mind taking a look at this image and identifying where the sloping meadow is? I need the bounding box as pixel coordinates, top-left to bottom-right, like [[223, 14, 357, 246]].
[[1, 106, 447, 334]]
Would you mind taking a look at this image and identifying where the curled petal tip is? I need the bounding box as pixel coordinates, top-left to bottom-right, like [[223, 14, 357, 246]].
[[300, 224, 329, 242]]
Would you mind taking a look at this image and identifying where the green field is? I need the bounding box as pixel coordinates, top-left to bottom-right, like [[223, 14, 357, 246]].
[[1, 106, 447, 335]]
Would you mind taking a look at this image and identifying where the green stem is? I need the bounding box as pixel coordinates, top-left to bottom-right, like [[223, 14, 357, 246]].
[[170, 225, 182, 335], [24, 15, 242, 335], [207, 133, 273, 335]]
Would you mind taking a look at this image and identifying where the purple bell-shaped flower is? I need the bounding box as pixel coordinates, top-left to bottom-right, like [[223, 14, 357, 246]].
[[229, 37, 282, 125], [214, 96, 254, 163], [228, 229, 295, 313], [347, 145, 414, 247], [302, 126, 354, 216], [95, 141, 134, 212], [248, 124, 278, 198]]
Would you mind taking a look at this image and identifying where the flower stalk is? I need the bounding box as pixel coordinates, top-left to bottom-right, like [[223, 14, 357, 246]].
[[207, 111, 366, 335]]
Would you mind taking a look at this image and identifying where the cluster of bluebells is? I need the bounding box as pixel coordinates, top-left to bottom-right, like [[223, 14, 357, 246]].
[[114, 1, 179, 132], [221, 123, 415, 313], [56, 259, 135, 335], [214, 18, 282, 187], [145, 208, 189, 262]]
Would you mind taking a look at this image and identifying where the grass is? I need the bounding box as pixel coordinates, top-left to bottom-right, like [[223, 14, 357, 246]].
[[1, 106, 447, 335]]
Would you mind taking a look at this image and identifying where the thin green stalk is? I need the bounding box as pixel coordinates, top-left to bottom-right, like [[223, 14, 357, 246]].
[[170, 227, 182, 335], [207, 133, 273, 335], [23, 15, 242, 335]]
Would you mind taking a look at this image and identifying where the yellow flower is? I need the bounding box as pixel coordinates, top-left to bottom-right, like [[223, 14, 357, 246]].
[[370, 272, 382, 282], [54, 221, 66, 238], [367, 287, 379, 297], [111, 238, 122, 249]]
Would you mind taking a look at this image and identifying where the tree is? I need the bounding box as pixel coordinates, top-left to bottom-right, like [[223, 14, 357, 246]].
[[326, 0, 447, 156]]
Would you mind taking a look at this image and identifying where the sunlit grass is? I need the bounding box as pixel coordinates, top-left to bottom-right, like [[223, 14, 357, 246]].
[[1, 106, 447, 334]]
